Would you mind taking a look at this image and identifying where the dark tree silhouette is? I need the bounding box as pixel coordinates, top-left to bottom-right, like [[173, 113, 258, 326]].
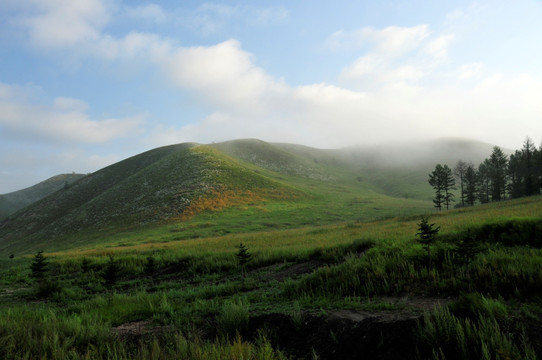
[[144, 256, 157, 277], [429, 164, 455, 210], [103, 256, 119, 288], [488, 146, 508, 201], [30, 250, 48, 281], [236, 242, 252, 278], [454, 160, 468, 207], [416, 216, 440, 270], [464, 163, 477, 206]]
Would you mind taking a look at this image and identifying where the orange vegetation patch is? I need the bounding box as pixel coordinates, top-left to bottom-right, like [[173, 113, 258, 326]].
[[174, 187, 296, 222]]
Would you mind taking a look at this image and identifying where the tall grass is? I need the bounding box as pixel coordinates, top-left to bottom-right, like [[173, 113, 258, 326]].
[[416, 306, 536, 360]]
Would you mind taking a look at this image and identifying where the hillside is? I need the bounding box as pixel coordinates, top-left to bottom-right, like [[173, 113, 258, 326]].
[[0, 173, 86, 220], [0, 143, 305, 255], [0, 139, 540, 359], [0, 138, 497, 256]]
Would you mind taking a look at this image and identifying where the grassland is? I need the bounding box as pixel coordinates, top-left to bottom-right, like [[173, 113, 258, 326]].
[[1, 195, 541, 359]]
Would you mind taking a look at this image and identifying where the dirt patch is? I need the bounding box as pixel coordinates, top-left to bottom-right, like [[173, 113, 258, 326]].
[[380, 296, 452, 311], [112, 320, 174, 343], [267, 259, 326, 281], [246, 311, 422, 360]]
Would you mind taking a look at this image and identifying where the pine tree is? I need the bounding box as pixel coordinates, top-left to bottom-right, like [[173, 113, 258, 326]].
[[454, 160, 468, 207], [455, 233, 483, 265], [81, 258, 91, 273], [30, 250, 48, 281], [488, 146, 508, 201], [507, 151, 523, 199], [144, 256, 157, 277], [476, 160, 491, 204], [103, 256, 119, 288], [416, 216, 440, 270], [464, 163, 477, 206], [428, 164, 445, 211], [236, 242, 252, 278], [429, 164, 455, 210], [442, 164, 456, 210]]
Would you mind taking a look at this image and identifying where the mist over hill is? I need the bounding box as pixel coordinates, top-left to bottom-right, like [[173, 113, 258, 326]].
[[0, 138, 497, 255]]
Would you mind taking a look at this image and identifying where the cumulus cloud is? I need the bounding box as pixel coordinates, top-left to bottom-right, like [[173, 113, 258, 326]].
[[162, 40, 289, 113], [326, 25, 430, 54], [0, 83, 143, 144], [19, 0, 110, 47], [7, 0, 542, 152]]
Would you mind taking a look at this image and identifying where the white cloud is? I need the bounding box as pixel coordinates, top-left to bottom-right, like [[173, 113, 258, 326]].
[[423, 34, 454, 60], [20, 0, 110, 47], [326, 25, 430, 55], [0, 84, 143, 144], [162, 39, 289, 113], [459, 62, 484, 80]]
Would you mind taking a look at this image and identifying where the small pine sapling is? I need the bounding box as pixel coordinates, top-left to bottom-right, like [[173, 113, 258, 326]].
[[236, 242, 252, 278], [30, 250, 48, 281], [81, 257, 91, 273], [103, 256, 119, 288], [456, 232, 483, 265], [144, 256, 157, 278], [416, 216, 440, 270]]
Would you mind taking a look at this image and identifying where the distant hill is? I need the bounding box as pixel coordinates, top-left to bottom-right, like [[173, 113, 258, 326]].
[[0, 173, 86, 220], [0, 138, 499, 255]]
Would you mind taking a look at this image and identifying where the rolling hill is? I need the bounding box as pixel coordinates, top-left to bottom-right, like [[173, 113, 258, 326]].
[[0, 173, 86, 220], [0, 138, 496, 256]]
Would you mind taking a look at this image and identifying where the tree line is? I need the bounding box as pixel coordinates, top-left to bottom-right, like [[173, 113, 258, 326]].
[[429, 137, 542, 210]]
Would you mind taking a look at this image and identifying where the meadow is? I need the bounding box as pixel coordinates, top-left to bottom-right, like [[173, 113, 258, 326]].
[[1, 195, 541, 359]]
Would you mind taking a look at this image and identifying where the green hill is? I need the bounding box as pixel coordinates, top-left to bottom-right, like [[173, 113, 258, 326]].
[[0, 173, 86, 220], [0, 138, 497, 256]]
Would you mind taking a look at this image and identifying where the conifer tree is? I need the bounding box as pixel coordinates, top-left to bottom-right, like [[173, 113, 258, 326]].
[[30, 250, 48, 281], [236, 242, 252, 278], [464, 163, 477, 206], [454, 160, 468, 207], [416, 216, 440, 270], [488, 146, 508, 201], [103, 256, 119, 288]]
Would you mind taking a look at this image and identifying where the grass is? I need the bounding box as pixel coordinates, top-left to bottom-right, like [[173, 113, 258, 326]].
[[1, 192, 542, 358]]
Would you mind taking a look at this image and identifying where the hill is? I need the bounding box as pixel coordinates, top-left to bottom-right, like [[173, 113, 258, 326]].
[[0, 138, 540, 359], [0, 173, 86, 220], [0, 138, 496, 256]]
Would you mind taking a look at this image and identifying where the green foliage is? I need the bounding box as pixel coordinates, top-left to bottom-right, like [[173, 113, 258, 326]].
[[102, 256, 119, 288], [30, 250, 48, 281], [236, 242, 252, 277], [217, 299, 250, 337], [144, 256, 157, 277], [81, 257, 91, 273], [416, 306, 535, 360], [416, 216, 440, 269], [455, 234, 483, 265], [429, 164, 455, 210]]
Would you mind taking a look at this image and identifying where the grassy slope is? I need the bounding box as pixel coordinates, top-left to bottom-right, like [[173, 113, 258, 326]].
[[0, 139, 435, 257], [0, 196, 541, 359], [0, 173, 86, 220]]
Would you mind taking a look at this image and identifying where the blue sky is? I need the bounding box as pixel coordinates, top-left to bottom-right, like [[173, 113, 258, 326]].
[[1, 0, 542, 193]]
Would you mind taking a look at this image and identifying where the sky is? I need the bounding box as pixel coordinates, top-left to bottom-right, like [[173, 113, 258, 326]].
[[1, 0, 542, 193]]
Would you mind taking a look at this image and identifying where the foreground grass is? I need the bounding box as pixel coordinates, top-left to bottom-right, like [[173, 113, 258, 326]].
[[1, 196, 541, 359]]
